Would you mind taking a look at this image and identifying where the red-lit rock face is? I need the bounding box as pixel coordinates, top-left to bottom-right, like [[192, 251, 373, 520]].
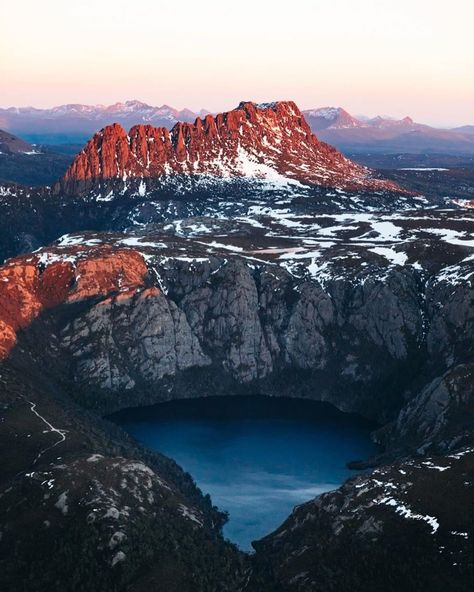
[[59, 101, 403, 194], [0, 247, 149, 359]]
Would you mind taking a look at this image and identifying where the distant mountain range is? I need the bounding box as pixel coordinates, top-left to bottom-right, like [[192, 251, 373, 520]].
[[0, 100, 473, 154], [303, 107, 474, 155], [0, 101, 210, 144], [453, 125, 474, 135]]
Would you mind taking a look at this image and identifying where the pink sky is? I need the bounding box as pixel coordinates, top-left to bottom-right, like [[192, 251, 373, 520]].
[[1, 0, 473, 127]]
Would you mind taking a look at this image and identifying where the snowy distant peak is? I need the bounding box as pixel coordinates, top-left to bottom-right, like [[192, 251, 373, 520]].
[[303, 107, 422, 132], [49, 103, 105, 115], [39, 102, 414, 130], [0, 101, 208, 135], [58, 100, 404, 196], [10, 100, 203, 119], [303, 109, 474, 155], [105, 100, 152, 113], [305, 107, 343, 120], [100, 101, 188, 122], [367, 115, 417, 128], [302, 107, 363, 131]]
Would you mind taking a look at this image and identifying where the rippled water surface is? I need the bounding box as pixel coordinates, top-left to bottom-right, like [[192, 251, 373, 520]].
[[112, 396, 377, 550]]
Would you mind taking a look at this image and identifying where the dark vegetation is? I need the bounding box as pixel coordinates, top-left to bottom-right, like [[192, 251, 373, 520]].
[[0, 147, 75, 186]]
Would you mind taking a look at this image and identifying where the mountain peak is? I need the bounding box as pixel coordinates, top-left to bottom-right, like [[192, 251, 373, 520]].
[[302, 107, 362, 131], [237, 100, 299, 112], [368, 115, 417, 128], [58, 100, 403, 196]]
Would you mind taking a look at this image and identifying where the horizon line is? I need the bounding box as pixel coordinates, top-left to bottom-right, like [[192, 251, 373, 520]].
[[0, 98, 472, 129]]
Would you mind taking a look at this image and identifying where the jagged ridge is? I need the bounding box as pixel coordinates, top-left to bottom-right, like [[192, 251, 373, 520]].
[[57, 101, 403, 195]]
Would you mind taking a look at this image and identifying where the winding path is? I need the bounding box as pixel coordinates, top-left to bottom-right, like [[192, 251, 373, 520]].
[[24, 398, 67, 464]]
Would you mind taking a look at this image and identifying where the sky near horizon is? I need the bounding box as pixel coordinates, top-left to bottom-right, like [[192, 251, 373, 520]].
[[1, 0, 473, 126]]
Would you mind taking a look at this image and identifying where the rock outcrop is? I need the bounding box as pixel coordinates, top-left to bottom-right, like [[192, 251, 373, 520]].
[[380, 364, 474, 456], [249, 447, 474, 592], [57, 101, 403, 195], [1, 226, 472, 457], [0, 177, 473, 591], [0, 246, 148, 357]]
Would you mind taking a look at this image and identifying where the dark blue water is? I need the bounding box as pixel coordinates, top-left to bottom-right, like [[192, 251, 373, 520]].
[[111, 396, 377, 551]]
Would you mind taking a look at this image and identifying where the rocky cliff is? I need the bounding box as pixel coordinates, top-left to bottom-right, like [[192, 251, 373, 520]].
[[0, 216, 473, 590], [1, 107, 473, 590], [0, 246, 149, 358], [56, 101, 403, 195], [0, 203, 473, 590], [2, 209, 473, 455]]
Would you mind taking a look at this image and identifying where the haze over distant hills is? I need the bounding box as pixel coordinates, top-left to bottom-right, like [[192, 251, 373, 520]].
[[303, 107, 474, 155], [0, 129, 37, 155], [453, 125, 474, 135], [1, 100, 473, 155], [0, 130, 73, 186], [0, 101, 210, 144]]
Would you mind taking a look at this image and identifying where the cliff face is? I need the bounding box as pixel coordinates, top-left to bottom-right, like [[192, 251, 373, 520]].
[[0, 246, 148, 358], [57, 101, 403, 194], [56, 256, 473, 454], [0, 213, 473, 590], [1, 222, 472, 458], [56, 257, 420, 415], [1, 230, 472, 591]]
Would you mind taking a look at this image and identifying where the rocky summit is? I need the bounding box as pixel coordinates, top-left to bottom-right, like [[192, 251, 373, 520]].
[[57, 101, 403, 195], [0, 99, 473, 592]]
